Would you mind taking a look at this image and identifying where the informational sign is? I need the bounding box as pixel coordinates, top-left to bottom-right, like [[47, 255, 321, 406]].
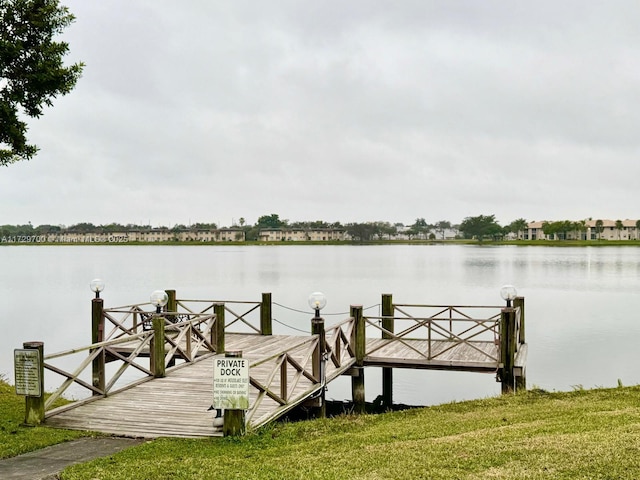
[[14, 349, 41, 396], [213, 356, 249, 409]]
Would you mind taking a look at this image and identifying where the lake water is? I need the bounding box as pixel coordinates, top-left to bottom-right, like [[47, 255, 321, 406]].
[[2, 244, 640, 406]]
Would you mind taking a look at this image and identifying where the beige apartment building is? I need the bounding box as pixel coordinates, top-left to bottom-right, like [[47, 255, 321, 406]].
[[258, 228, 347, 242], [28, 228, 246, 243], [525, 219, 640, 241]]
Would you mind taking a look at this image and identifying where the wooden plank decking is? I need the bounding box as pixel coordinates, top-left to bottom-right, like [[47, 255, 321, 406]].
[[46, 357, 219, 438], [46, 333, 342, 438]]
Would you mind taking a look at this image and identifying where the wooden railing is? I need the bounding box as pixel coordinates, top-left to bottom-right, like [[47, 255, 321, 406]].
[[246, 316, 357, 427], [101, 302, 259, 337], [160, 313, 217, 363], [43, 312, 216, 416], [364, 304, 503, 363], [324, 316, 357, 380], [246, 336, 320, 426], [102, 303, 192, 340], [176, 295, 270, 335], [44, 331, 152, 412]]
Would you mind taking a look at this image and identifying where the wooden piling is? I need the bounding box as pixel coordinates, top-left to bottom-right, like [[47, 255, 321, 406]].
[[381, 294, 394, 409], [91, 298, 105, 395], [350, 305, 366, 414], [223, 351, 246, 436], [260, 292, 272, 335], [21, 341, 45, 426], [500, 307, 516, 393], [165, 290, 178, 368], [166, 289, 177, 313], [151, 314, 165, 378], [213, 303, 225, 354]]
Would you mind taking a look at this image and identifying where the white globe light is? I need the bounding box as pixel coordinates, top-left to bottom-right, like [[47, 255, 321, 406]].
[[308, 292, 327, 311], [500, 285, 518, 302], [150, 290, 169, 308], [90, 279, 105, 295]]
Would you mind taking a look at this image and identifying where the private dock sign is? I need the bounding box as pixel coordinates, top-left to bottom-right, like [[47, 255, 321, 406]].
[[213, 356, 250, 409]]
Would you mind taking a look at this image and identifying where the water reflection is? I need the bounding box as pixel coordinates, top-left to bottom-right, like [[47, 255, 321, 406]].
[[2, 245, 640, 406]]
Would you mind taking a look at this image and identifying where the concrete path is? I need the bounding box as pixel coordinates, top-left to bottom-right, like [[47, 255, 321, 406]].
[[0, 437, 144, 480]]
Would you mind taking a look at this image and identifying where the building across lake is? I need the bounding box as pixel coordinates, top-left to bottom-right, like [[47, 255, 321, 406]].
[[258, 228, 347, 242], [1, 228, 245, 244], [3, 219, 639, 244], [1, 227, 347, 244], [525, 219, 640, 241]]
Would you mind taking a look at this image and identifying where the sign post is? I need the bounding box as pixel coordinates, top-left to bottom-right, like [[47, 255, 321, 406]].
[[213, 351, 249, 436], [15, 342, 45, 425]]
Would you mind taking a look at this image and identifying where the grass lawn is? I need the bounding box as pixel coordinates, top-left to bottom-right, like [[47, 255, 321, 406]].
[[0, 377, 96, 459], [61, 387, 640, 479], [3, 376, 640, 479]]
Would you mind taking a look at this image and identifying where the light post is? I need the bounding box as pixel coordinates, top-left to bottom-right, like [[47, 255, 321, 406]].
[[500, 284, 517, 308], [90, 279, 105, 394], [499, 285, 517, 393], [308, 292, 327, 417]]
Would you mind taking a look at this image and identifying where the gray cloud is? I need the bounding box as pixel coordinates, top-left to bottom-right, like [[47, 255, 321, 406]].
[[2, 0, 639, 227]]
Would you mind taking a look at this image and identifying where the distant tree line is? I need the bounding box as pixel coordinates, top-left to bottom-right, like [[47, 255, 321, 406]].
[[0, 214, 517, 242], [541, 220, 588, 240], [456, 215, 529, 242], [9, 215, 630, 243], [237, 214, 535, 242]]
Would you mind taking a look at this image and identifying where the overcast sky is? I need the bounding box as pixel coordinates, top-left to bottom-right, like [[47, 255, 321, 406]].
[[2, 1, 639, 228]]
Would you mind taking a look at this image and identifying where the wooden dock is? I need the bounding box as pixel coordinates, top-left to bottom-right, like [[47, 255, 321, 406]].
[[46, 333, 336, 437], [33, 293, 527, 438]]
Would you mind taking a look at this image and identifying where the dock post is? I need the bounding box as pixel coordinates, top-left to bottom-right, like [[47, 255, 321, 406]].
[[91, 297, 105, 395], [513, 296, 526, 390], [20, 341, 45, 426], [381, 294, 394, 409], [351, 305, 366, 414], [151, 314, 166, 378], [260, 292, 272, 335], [213, 303, 225, 354], [223, 351, 246, 437], [166, 289, 177, 313], [165, 290, 178, 367], [499, 307, 516, 393], [310, 313, 327, 418]]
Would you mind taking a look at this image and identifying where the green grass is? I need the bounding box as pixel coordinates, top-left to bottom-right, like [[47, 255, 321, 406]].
[[0, 377, 97, 459], [4, 377, 640, 478], [57, 387, 640, 479]]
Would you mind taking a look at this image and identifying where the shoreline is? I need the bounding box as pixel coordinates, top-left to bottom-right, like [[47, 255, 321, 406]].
[[279, 399, 424, 423], [1, 239, 640, 247]]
